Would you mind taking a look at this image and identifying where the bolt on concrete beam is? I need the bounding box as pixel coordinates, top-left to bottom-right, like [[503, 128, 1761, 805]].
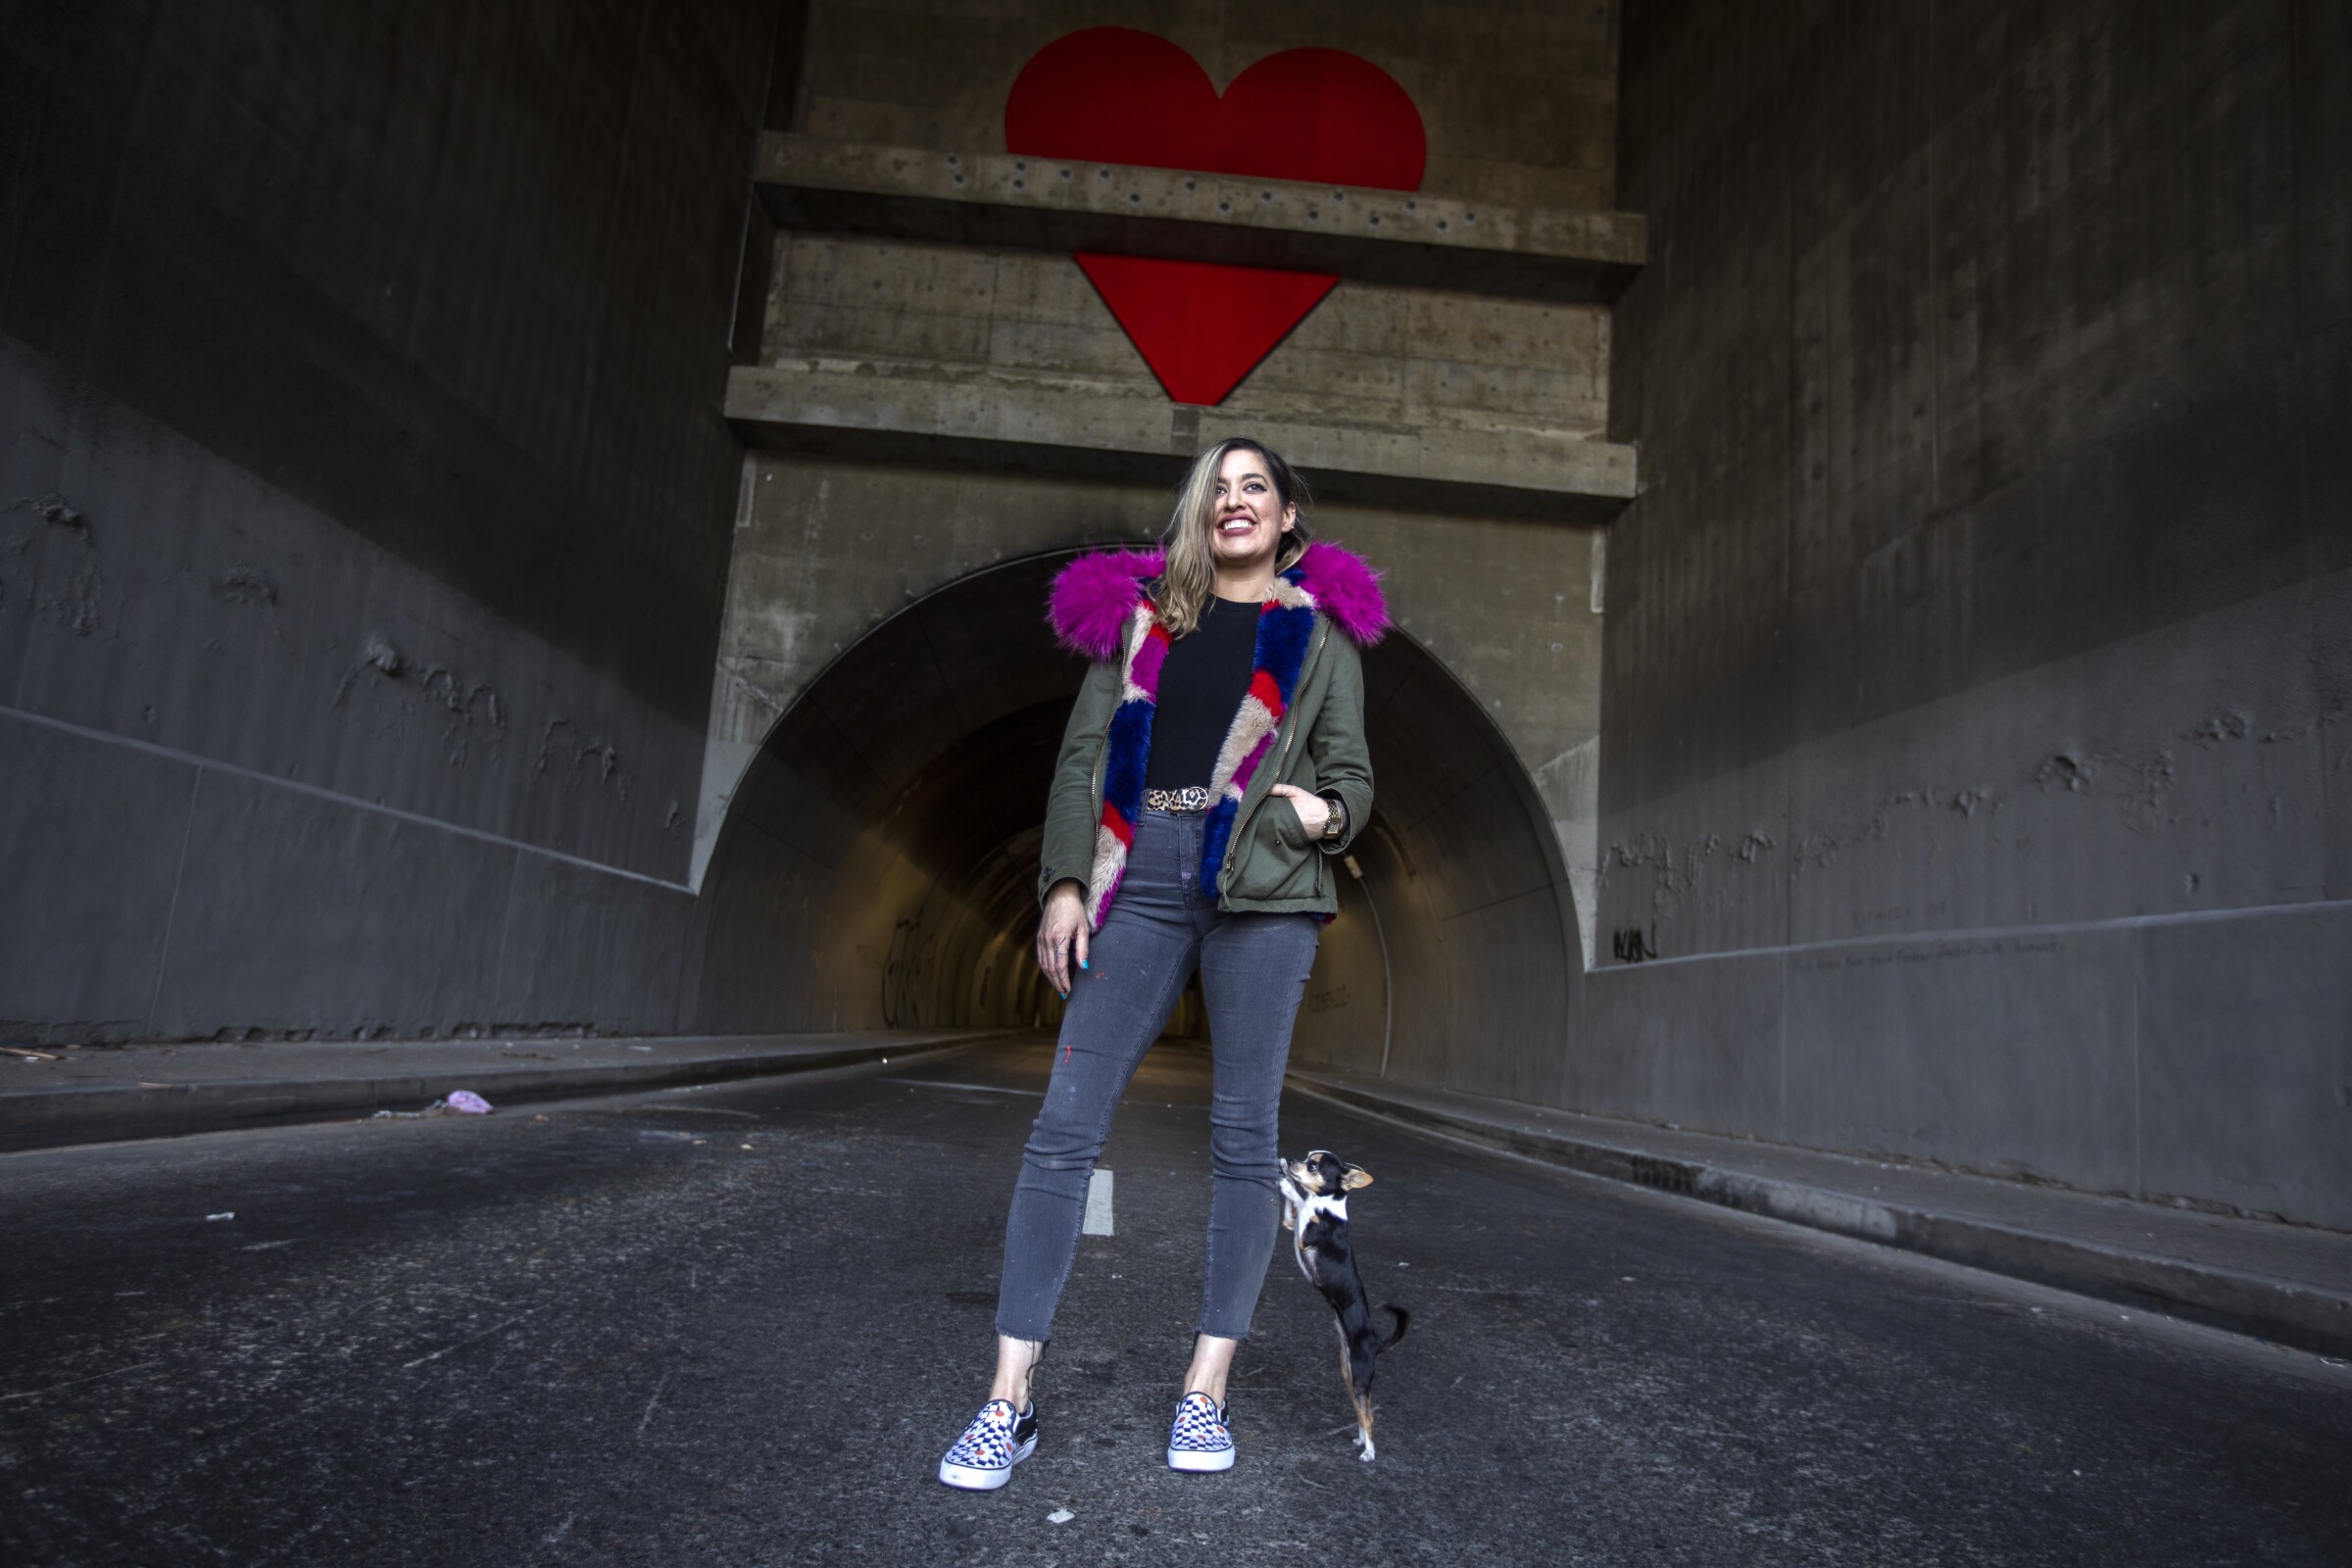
[[755, 134, 1645, 305]]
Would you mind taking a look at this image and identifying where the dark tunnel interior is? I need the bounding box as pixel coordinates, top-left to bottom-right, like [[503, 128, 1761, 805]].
[[694, 551, 1581, 1092]]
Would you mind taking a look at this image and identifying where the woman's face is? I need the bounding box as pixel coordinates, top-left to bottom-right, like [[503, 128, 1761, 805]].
[[1208, 446, 1296, 575]]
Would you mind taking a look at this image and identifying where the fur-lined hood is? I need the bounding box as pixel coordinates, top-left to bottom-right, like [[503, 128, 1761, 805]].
[[1047, 540, 1390, 660]]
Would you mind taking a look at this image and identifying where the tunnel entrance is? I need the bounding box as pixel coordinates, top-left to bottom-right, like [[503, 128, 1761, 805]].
[[694, 552, 1579, 1095]]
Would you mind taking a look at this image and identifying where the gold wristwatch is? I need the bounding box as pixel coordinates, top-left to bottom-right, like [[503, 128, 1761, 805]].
[[1318, 792, 1347, 842]]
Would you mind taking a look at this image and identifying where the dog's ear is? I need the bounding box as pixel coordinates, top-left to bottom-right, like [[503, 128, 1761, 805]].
[[1342, 1165, 1374, 1190]]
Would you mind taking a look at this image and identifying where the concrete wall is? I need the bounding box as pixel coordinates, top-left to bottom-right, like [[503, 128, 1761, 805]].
[[1585, 0, 2352, 1227], [759, 233, 1614, 460], [1, 0, 775, 1041]]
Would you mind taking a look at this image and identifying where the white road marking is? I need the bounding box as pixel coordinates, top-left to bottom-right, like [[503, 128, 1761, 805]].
[[1084, 1169, 1115, 1236]]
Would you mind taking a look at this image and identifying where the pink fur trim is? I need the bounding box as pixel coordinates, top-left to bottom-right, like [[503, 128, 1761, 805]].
[[1294, 541, 1390, 646], [1225, 728, 1278, 807], [1049, 549, 1164, 660], [1047, 540, 1388, 658]]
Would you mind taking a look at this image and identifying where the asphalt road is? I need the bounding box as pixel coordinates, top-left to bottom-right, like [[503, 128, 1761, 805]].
[[3, 1038, 2347, 1566]]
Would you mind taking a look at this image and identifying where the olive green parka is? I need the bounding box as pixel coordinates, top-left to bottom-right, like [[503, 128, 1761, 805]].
[[1036, 541, 1388, 928]]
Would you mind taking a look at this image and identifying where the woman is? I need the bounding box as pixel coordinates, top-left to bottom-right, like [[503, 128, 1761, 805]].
[[938, 437, 1387, 1491]]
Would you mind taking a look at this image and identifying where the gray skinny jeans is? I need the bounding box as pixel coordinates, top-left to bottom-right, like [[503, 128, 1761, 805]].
[[997, 808, 1321, 1344]]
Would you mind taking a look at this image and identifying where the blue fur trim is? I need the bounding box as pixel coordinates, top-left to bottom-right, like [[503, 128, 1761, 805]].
[[1102, 697, 1153, 831], [1257, 601, 1316, 708], [1200, 799, 1239, 895]]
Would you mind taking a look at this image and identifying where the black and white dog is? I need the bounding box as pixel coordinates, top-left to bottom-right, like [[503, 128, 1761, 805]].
[[1280, 1150, 1410, 1460]]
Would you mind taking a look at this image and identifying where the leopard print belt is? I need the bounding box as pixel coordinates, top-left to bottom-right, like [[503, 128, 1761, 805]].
[[1142, 786, 1213, 812]]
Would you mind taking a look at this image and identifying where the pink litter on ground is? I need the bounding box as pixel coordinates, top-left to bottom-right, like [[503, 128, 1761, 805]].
[[442, 1090, 494, 1114]]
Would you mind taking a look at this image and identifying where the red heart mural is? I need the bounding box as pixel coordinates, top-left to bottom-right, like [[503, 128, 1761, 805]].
[[1005, 27, 1427, 406]]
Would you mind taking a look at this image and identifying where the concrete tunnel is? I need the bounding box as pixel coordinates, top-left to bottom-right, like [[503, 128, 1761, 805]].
[[694, 546, 1580, 1084], [7, 0, 2347, 1243], [13, 1, 2352, 1543]]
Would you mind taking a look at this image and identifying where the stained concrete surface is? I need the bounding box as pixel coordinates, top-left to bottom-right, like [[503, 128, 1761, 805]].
[[0, 0, 771, 1045], [3, 1042, 2346, 1566], [1587, 0, 2352, 1227]]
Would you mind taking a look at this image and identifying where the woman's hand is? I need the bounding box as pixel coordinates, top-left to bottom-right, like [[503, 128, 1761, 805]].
[[1271, 783, 1330, 839], [1036, 879, 1089, 998]]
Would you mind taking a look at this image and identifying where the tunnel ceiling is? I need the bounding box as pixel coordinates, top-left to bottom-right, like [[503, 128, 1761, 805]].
[[695, 546, 1582, 1090]]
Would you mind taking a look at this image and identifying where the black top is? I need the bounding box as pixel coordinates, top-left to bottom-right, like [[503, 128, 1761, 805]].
[[1146, 595, 1262, 791]]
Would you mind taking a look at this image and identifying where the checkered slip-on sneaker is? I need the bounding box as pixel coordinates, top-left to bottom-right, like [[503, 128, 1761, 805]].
[[937, 1398, 1040, 1491], [1165, 1391, 1236, 1472]]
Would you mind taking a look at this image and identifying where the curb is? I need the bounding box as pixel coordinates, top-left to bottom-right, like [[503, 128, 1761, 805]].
[[1290, 1075, 2352, 1360], [0, 1033, 1006, 1155]]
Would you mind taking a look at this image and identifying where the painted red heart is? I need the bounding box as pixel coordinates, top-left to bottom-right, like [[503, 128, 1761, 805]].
[[1005, 27, 1426, 405]]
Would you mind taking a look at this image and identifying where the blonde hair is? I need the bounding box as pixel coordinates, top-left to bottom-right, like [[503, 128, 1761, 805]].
[[1155, 438, 1312, 637]]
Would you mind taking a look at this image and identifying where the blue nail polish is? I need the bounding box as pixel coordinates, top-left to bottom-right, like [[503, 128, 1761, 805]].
[[1080, 958, 1089, 970]]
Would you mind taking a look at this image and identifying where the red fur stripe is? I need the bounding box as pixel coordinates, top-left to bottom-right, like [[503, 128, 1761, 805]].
[[1248, 668, 1285, 715], [1102, 801, 1135, 847]]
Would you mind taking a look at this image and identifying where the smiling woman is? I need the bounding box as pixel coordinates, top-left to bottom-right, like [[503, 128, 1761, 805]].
[[934, 437, 1390, 1491], [1154, 440, 1316, 636]]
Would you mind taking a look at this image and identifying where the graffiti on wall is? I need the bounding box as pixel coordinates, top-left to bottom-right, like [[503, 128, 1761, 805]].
[[1611, 924, 1658, 964]]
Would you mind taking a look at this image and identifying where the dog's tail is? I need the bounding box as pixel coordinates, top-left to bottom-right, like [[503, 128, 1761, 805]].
[[1376, 1304, 1410, 1352]]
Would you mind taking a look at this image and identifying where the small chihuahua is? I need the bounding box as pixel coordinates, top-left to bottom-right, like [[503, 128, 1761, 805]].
[[1280, 1150, 1410, 1460]]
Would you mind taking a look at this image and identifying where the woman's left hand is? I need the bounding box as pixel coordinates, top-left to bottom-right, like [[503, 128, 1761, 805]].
[[1271, 783, 1329, 838]]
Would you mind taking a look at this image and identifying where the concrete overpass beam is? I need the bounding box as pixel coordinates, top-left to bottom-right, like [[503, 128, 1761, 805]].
[[755, 133, 1646, 304]]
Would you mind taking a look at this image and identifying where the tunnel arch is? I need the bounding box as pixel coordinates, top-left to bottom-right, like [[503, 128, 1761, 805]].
[[693, 550, 1581, 1097]]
